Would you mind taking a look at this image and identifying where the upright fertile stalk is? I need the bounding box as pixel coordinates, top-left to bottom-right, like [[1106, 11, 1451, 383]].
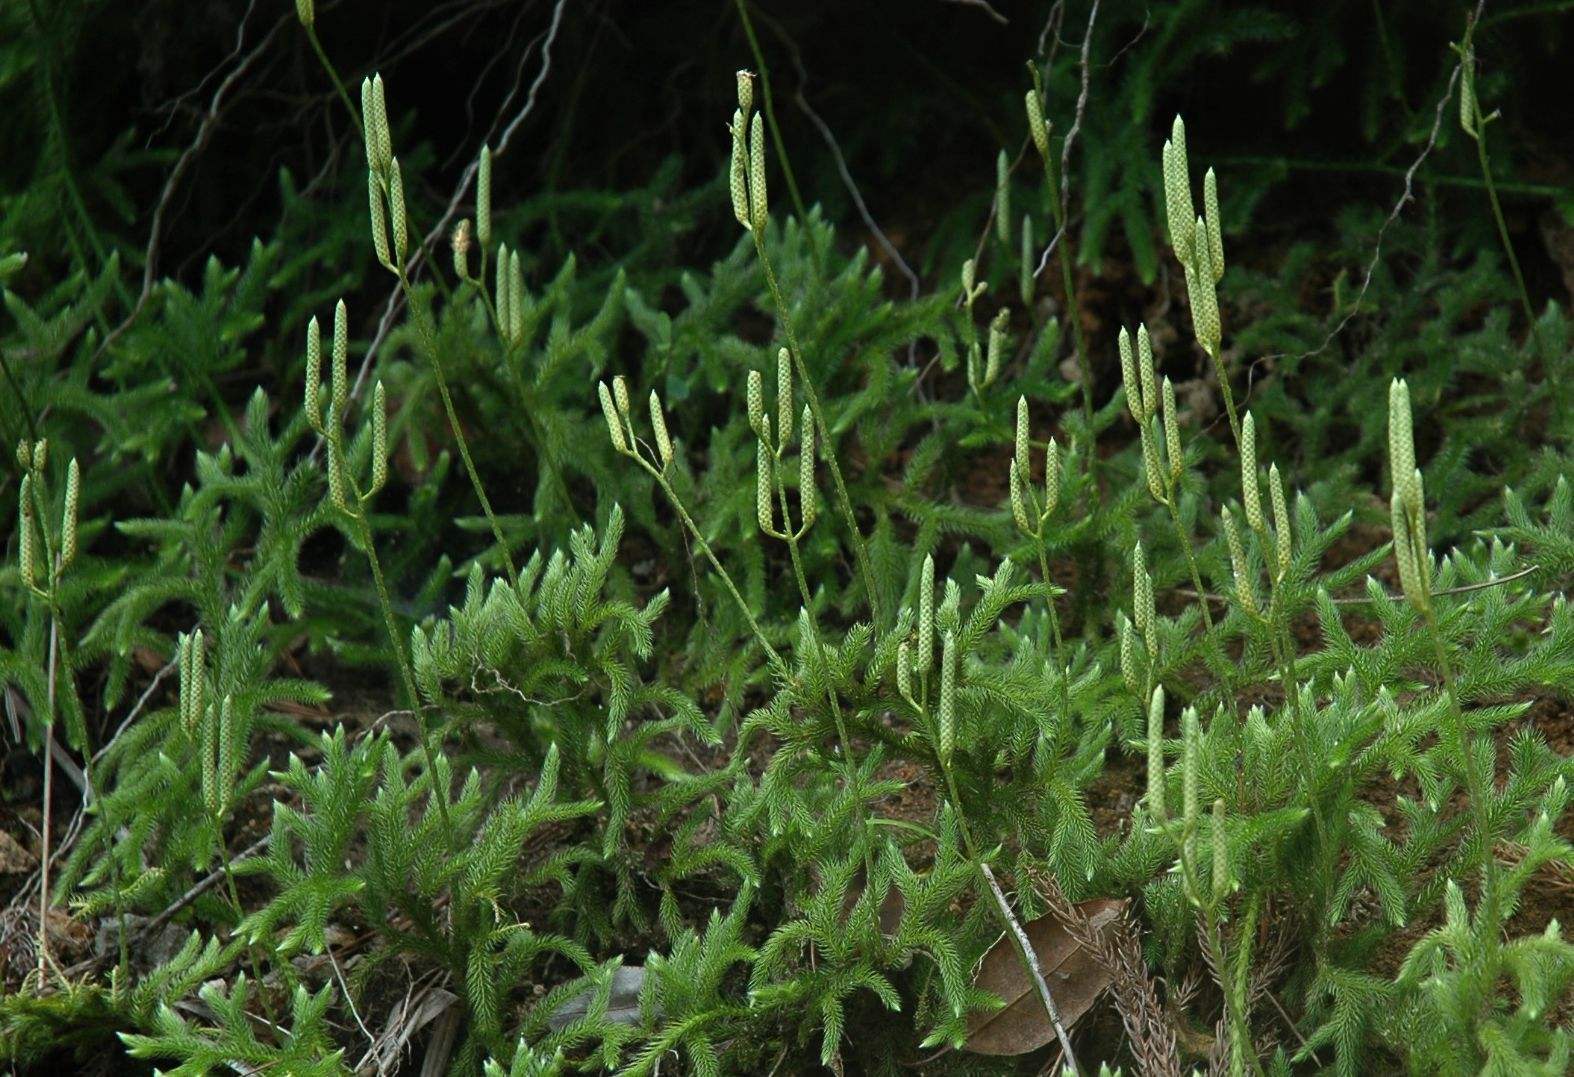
[[731, 74, 886, 627], [1236, 412, 1327, 849], [1161, 118, 1241, 448], [599, 378, 785, 673], [1024, 82, 1096, 472], [1008, 396, 1072, 724], [752, 356, 849, 751], [1388, 380, 1497, 910], [1118, 325, 1237, 716], [294, 0, 363, 141], [17, 442, 84, 983], [1456, 30, 1544, 362], [361, 75, 518, 586], [306, 309, 455, 842]]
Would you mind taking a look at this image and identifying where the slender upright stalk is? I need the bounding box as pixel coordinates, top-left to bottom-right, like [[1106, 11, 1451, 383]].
[[36, 616, 57, 983], [401, 281, 518, 585], [215, 813, 269, 1009], [752, 238, 885, 627], [1208, 349, 1244, 452], [1162, 497, 1238, 718], [1042, 155, 1096, 465], [332, 438, 456, 842], [476, 287, 577, 519], [732, 0, 819, 273], [772, 473, 881, 910], [304, 25, 364, 140], [647, 461, 785, 674], [776, 483, 857, 773], [1202, 915, 1260, 1077], [1032, 541, 1073, 725], [1471, 124, 1543, 361]]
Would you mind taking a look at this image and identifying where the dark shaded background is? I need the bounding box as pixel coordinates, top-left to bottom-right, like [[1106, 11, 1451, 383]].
[[7, 0, 1574, 309]]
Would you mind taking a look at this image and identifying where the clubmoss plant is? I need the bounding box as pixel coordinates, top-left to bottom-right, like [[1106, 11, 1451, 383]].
[[305, 303, 455, 841], [15, 439, 85, 982], [731, 72, 885, 626], [362, 74, 519, 586]]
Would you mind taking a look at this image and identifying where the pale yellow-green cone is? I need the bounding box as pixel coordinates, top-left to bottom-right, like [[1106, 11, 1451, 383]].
[[1119, 614, 1139, 694], [729, 111, 749, 230], [916, 553, 935, 674], [1203, 168, 1224, 283], [1118, 327, 1141, 421], [1137, 324, 1158, 421], [776, 348, 793, 453], [1240, 412, 1263, 533], [1147, 685, 1167, 822], [495, 244, 511, 335], [598, 382, 626, 453], [995, 150, 1011, 245], [799, 405, 817, 528], [748, 113, 768, 231], [1269, 464, 1291, 577], [1388, 379, 1417, 510], [1181, 705, 1200, 833], [1025, 88, 1050, 163], [985, 309, 1008, 387], [1014, 396, 1031, 478], [17, 477, 34, 591], [1043, 438, 1060, 515], [649, 391, 673, 469], [477, 145, 492, 250], [1221, 506, 1257, 616], [1162, 116, 1194, 267], [304, 316, 322, 432], [1133, 542, 1156, 653], [387, 190, 412, 270], [331, 300, 349, 418], [216, 695, 236, 816], [736, 70, 754, 116], [1187, 217, 1221, 354], [756, 440, 774, 535], [370, 382, 388, 495], [1010, 459, 1030, 533], [939, 629, 957, 763], [368, 171, 391, 267], [450, 218, 471, 280], [1140, 423, 1166, 504], [1019, 214, 1034, 307], [1161, 376, 1182, 486], [361, 76, 392, 174], [746, 369, 765, 438], [507, 250, 526, 345]]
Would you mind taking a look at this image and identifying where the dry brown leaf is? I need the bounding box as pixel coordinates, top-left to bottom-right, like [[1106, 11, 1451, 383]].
[[0, 829, 37, 874], [962, 897, 1123, 1056]]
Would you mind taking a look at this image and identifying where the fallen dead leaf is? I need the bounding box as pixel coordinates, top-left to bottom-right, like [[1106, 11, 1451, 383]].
[[0, 829, 37, 874], [962, 897, 1122, 1055]]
